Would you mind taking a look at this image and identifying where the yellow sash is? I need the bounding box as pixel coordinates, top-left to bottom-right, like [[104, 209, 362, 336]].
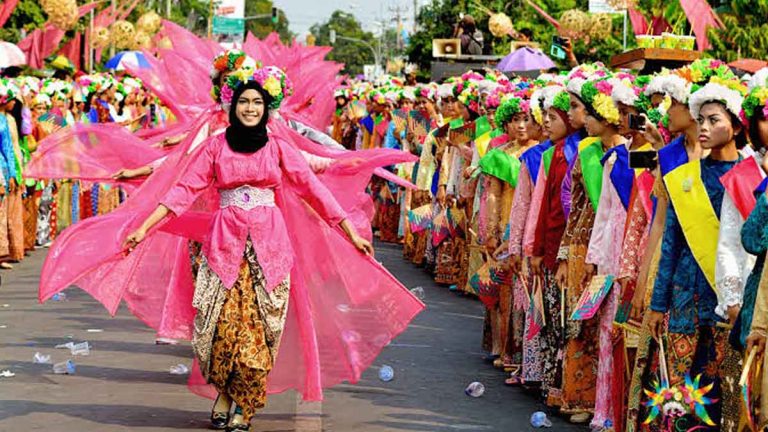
[[663, 159, 719, 293]]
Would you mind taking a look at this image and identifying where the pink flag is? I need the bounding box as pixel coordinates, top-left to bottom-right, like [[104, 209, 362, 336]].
[[18, 28, 64, 68], [0, 0, 19, 28], [59, 32, 82, 70], [678, 0, 722, 51], [627, 8, 647, 35]]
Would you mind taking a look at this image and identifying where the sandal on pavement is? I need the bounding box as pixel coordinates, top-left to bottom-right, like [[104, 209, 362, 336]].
[[504, 375, 524, 386]]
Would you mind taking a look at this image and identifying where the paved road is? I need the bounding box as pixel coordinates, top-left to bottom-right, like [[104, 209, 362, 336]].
[[0, 243, 586, 432]]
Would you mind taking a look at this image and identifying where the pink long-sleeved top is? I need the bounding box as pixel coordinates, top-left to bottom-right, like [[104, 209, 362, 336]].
[[162, 132, 347, 292]]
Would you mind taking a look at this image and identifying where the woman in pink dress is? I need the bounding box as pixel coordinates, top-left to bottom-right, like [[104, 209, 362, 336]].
[[42, 68, 423, 431]]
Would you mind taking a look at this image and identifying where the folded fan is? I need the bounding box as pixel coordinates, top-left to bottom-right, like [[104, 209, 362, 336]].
[[408, 204, 433, 233], [570, 274, 615, 321]]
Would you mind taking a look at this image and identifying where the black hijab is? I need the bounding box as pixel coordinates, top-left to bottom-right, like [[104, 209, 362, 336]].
[[225, 81, 273, 153]]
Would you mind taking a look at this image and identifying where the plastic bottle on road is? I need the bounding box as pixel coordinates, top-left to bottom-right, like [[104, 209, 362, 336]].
[[33, 352, 51, 364], [530, 411, 552, 428], [464, 382, 485, 397], [71, 342, 90, 356], [410, 286, 425, 301], [378, 365, 394, 382], [169, 364, 190, 375], [52, 360, 76, 375]]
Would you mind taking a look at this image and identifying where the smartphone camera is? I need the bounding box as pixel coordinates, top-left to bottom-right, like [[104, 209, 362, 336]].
[[628, 113, 646, 131]]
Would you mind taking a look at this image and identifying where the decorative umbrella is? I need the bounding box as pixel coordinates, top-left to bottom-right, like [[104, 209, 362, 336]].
[[0, 41, 26, 68], [496, 47, 556, 73], [105, 51, 150, 71]]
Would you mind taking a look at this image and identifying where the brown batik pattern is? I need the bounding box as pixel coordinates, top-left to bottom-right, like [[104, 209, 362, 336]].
[[193, 239, 290, 423]]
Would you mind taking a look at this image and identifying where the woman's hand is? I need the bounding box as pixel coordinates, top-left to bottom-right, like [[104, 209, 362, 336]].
[[646, 310, 665, 340], [123, 229, 147, 253], [112, 168, 135, 180], [351, 234, 374, 256], [555, 260, 568, 289], [581, 263, 596, 286], [530, 256, 543, 276], [746, 331, 767, 356], [727, 305, 741, 325], [339, 219, 374, 256], [640, 114, 665, 148]]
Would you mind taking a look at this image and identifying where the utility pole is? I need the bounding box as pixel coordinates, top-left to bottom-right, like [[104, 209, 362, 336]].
[[413, 0, 418, 33], [388, 4, 407, 51]]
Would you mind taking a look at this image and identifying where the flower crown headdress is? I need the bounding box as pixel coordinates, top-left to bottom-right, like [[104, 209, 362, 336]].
[[32, 93, 52, 107], [484, 84, 508, 110], [42, 79, 73, 101], [220, 66, 294, 110], [494, 96, 528, 127], [566, 62, 610, 97], [210, 50, 256, 81], [542, 85, 571, 113], [529, 87, 546, 126], [743, 85, 768, 120], [416, 82, 438, 101], [581, 77, 621, 125], [689, 80, 746, 123], [0, 78, 19, 105], [457, 80, 481, 113], [334, 88, 351, 99]]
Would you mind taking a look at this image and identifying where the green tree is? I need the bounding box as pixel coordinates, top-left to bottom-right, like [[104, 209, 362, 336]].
[[707, 0, 768, 62], [244, 0, 293, 44], [406, 0, 628, 75], [0, 0, 47, 43], [310, 10, 376, 76]]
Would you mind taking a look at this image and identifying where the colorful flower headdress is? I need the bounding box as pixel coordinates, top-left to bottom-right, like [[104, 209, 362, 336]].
[[334, 87, 351, 99], [458, 80, 481, 113], [400, 87, 417, 102], [566, 62, 610, 97], [416, 82, 438, 101], [542, 85, 571, 113], [689, 80, 746, 122], [367, 88, 388, 105], [221, 65, 294, 110], [494, 96, 528, 127], [121, 76, 143, 95], [484, 84, 508, 110], [651, 59, 738, 105], [581, 78, 621, 125], [14, 76, 40, 98], [32, 93, 52, 107], [743, 85, 768, 120], [0, 78, 19, 105], [748, 67, 768, 91], [210, 49, 256, 81], [530, 87, 546, 125], [437, 83, 455, 100], [612, 74, 654, 115], [41, 79, 73, 101]]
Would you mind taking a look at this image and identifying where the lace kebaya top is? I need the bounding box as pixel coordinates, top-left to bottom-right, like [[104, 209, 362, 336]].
[[162, 132, 347, 291]]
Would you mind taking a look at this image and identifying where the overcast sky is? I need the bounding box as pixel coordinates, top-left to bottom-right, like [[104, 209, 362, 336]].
[[275, 0, 420, 39]]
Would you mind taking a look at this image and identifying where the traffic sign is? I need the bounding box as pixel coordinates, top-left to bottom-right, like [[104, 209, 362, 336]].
[[212, 16, 244, 35]]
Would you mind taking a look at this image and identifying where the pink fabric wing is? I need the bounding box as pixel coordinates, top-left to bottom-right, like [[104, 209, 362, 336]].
[[26, 122, 164, 185]]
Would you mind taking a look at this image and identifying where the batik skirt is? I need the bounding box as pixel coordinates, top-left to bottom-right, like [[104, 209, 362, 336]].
[[191, 239, 290, 422]]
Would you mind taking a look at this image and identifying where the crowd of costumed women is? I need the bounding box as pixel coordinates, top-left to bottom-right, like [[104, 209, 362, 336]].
[[26, 21, 424, 432], [331, 58, 768, 431]]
